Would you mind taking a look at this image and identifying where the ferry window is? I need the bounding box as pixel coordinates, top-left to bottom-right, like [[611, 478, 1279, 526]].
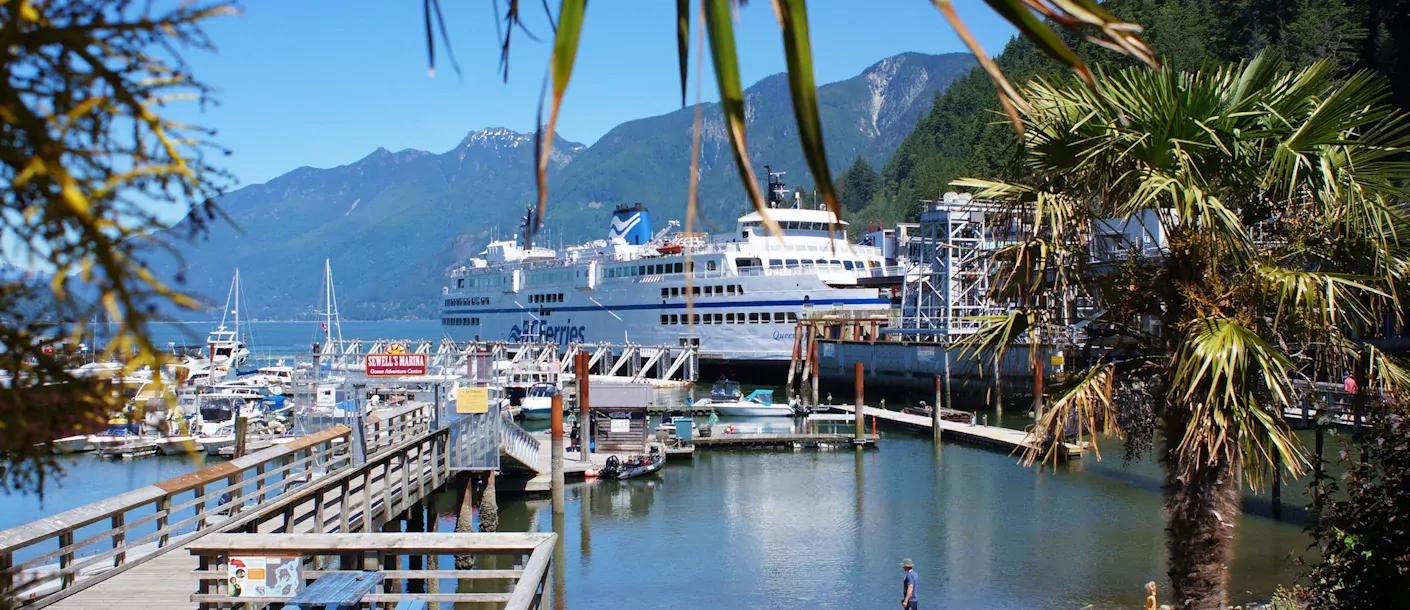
[[725, 313, 735, 324], [638, 265, 647, 275], [692, 286, 701, 296], [844, 261, 854, 270], [702, 314, 712, 325], [749, 312, 759, 323], [830, 259, 842, 266], [667, 314, 676, 324], [688, 261, 696, 272], [693, 314, 701, 324], [713, 313, 723, 324], [868, 261, 878, 269], [786, 259, 799, 267], [661, 288, 669, 299], [457, 279, 465, 288], [776, 312, 788, 322], [707, 261, 717, 271], [761, 312, 772, 323], [787, 312, 798, 322], [661, 315, 669, 325], [673, 262, 684, 273], [769, 259, 782, 268], [726, 285, 736, 295]]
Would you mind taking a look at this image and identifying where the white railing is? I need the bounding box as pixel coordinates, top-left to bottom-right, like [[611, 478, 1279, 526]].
[[499, 418, 541, 470]]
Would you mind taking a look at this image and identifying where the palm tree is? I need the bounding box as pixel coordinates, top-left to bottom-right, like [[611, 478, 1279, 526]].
[[959, 55, 1410, 609]]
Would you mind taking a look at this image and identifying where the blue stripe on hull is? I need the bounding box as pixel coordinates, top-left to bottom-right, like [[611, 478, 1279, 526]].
[[444, 297, 888, 315]]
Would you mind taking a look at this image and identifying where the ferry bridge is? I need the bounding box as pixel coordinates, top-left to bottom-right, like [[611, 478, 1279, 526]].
[[0, 401, 563, 610]]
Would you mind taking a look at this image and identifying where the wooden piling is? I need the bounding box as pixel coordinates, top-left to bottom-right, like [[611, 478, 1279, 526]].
[[550, 393, 565, 493], [407, 501, 426, 593], [1271, 450, 1283, 518], [854, 363, 865, 441], [576, 350, 591, 460], [233, 416, 249, 459], [811, 337, 820, 408], [454, 474, 475, 569]]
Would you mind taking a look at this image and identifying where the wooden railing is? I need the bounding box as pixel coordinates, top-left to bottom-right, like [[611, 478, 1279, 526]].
[[187, 532, 556, 609], [0, 428, 351, 606], [365, 404, 433, 455], [0, 402, 443, 608]]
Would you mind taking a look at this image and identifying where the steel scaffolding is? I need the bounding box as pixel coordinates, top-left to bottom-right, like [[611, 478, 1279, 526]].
[[899, 192, 1007, 339]]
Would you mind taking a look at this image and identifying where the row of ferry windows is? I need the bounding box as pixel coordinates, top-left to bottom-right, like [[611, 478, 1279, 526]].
[[446, 297, 490, 307], [766, 258, 875, 270], [529, 293, 564, 304], [661, 285, 742, 299], [608, 262, 688, 278], [443, 317, 481, 326], [661, 311, 799, 325]]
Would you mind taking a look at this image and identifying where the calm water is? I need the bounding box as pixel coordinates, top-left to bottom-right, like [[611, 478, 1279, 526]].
[[6, 320, 1316, 608]]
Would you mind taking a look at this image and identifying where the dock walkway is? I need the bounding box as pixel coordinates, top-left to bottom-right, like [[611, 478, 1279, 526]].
[[832, 404, 1082, 459]]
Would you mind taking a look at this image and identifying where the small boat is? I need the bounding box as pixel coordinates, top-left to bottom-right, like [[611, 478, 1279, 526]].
[[656, 242, 683, 255], [155, 436, 200, 456], [50, 435, 92, 454], [520, 383, 560, 420], [98, 436, 159, 460], [695, 381, 793, 417], [599, 443, 666, 480]]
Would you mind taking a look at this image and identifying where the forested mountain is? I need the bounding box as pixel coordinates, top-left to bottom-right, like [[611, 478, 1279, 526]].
[[161, 53, 975, 320], [860, 0, 1410, 226]]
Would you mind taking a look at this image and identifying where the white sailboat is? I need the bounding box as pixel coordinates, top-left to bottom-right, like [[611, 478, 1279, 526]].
[[172, 269, 252, 386]]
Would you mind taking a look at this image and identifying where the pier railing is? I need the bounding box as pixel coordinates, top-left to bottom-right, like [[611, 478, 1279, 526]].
[[0, 427, 351, 606], [188, 532, 555, 609], [499, 418, 542, 472], [0, 401, 441, 607]]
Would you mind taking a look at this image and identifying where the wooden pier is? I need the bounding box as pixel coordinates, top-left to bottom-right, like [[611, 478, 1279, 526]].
[[1, 403, 556, 610], [831, 404, 1083, 459], [686, 434, 877, 449]]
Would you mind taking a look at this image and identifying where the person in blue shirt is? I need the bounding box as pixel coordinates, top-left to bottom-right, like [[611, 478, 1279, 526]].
[[901, 558, 918, 609]]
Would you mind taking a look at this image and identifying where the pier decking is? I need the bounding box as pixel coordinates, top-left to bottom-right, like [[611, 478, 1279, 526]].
[[831, 404, 1083, 459]]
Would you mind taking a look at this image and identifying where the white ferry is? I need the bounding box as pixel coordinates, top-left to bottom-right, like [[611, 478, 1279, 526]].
[[439, 170, 894, 365]]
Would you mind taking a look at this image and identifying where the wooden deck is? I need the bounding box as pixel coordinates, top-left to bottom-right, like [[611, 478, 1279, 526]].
[[686, 434, 877, 449], [832, 404, 1083, 459], [39, 433, 445, 609]]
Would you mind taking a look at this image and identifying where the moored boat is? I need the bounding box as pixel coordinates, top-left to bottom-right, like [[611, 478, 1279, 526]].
[[98, 436, 159, 460], [519, 383, 560, 420], [599, 443, 666, 480], [695, 381, 793, 417], [50, 435, 92, 454]]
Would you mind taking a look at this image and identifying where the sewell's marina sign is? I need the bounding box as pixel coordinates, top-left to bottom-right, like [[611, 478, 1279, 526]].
[[365, 353, 428, 376]]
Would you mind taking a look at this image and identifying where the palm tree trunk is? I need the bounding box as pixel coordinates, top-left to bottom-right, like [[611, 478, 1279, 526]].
[[1162, 412, 1240, 609]]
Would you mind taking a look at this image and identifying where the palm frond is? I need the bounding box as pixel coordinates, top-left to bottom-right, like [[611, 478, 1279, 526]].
[[1019, 362, 1118, 467]]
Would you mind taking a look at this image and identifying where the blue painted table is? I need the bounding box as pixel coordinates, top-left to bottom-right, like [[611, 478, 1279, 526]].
[[283, 571, 384, 610]]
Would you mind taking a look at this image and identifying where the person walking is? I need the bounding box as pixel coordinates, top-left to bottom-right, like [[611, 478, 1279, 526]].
[[901, 558, 919, 609]]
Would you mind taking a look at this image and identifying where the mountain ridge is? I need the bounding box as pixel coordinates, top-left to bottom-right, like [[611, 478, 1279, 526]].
[[159, 51, 978, 320]]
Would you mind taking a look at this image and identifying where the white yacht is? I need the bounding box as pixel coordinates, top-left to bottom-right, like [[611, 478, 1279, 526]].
[[170, 269, 252, 386], [439, 169, 894, 364]]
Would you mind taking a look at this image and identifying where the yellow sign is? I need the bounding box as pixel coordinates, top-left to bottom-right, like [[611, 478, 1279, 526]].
[[1050, 355, 1065, 366], [456, 387, 490, 414], [387, 343, 407, 355]]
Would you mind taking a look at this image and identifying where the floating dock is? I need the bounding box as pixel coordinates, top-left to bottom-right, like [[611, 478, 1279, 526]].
[[832, 404, 1082, 459], [686, 434, 877, 449]]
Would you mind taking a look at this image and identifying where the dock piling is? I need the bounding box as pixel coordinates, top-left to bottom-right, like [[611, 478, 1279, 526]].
[[550, 393, 565, 493], [854, 363, 865, 441], [933, 374, 943, 442], [233, 416, 249, 459], [1271, 450, 1283, 519], [576, 350, 591, 461]]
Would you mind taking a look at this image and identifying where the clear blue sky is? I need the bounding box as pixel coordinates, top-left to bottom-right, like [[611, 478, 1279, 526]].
[[166, 0, 1016, 222]]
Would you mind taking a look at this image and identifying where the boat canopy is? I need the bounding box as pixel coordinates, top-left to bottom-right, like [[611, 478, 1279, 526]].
[[745, 389, 774, 405]]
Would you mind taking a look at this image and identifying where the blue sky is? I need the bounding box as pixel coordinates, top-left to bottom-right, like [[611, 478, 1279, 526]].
[[164, 0, 1016, 223]]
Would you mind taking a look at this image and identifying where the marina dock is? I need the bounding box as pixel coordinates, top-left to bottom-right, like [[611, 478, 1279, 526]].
[[686, 434, 877, 449], [831, 404, 1083, 459]]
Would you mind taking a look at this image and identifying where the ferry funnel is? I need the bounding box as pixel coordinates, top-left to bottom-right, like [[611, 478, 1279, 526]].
[[609, 202, 652, 245]]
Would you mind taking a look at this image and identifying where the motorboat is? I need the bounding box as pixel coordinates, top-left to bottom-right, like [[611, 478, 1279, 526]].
[[50, 435, 92, 454], [695, 381, 794, 417], [520, 383, 560, 420], [598, 443, 666, 480], [98, 433, 159, 460]]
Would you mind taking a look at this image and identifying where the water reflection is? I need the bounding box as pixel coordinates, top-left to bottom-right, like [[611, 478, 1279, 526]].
[[490, 432, 1306, 609]]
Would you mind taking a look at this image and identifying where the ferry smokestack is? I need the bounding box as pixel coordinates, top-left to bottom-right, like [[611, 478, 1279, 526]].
[[609, 202, 653, 245]]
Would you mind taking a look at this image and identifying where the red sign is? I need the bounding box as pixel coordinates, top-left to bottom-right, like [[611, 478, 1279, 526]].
[[365, 353, 427, 377]]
